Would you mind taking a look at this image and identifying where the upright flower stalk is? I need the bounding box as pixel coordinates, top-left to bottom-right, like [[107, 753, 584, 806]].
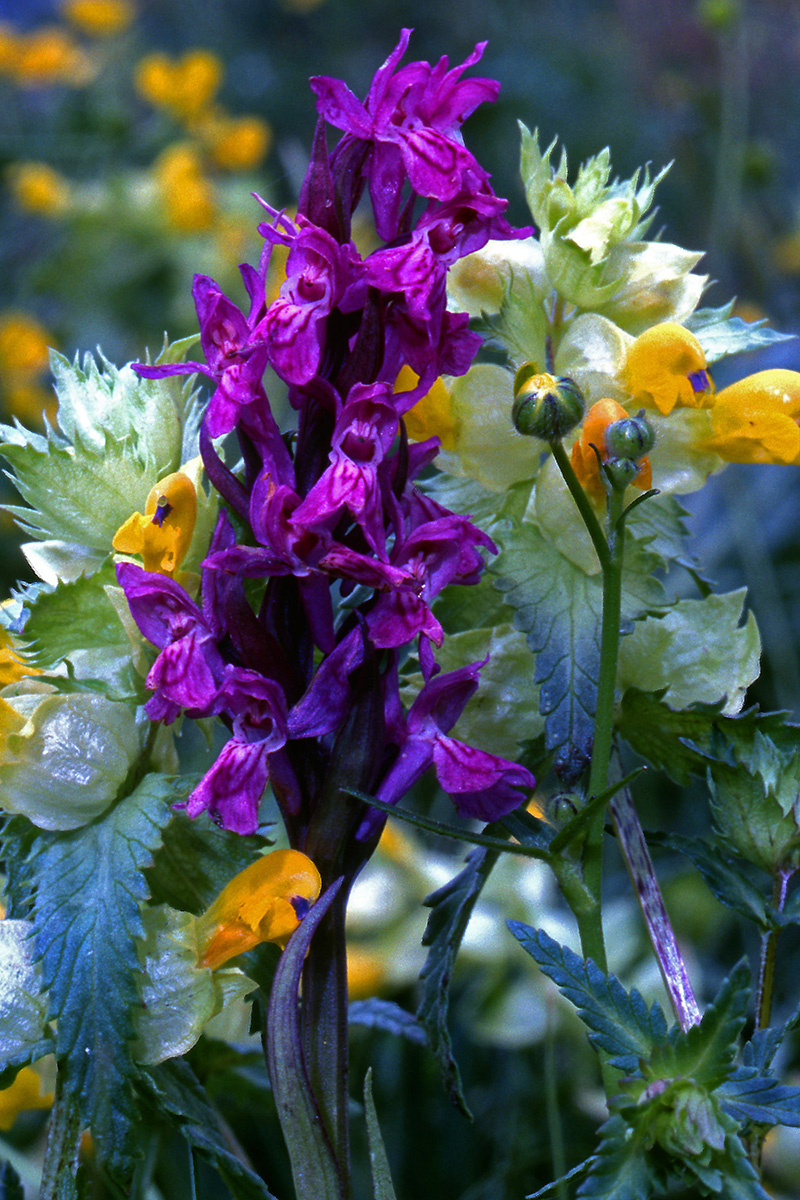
[[117, 30, 535, 1196]]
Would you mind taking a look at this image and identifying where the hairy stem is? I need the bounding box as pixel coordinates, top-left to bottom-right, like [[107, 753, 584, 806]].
[[39, 1073, 83, 1200], [755, 867, 793, 1031], [609, 786, 701, 1029]]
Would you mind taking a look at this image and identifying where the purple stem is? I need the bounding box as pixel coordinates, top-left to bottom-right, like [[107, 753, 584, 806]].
[[609, 789, 701, 1030]]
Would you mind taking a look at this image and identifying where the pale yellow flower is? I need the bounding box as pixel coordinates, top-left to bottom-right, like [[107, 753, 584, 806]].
[[623, 321, 713, 415]]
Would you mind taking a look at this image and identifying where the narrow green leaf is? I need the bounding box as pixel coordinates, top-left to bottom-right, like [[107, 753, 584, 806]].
[[417, 848, 499, 1117], [363, 1069, 398, 1200], [686, 301, 795, 364], [507, 923, 668, 1071], [720, 1068, 800, 1128], [21, 774, 174, 1181], [266, 880, 345, 1200], [656, 833, 771, 930], [138, 1059, 280, 1200]]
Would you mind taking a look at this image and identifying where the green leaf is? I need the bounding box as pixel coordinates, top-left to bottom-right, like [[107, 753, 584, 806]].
[[0, 691, 141, 831], [363, 1069, 398, 1200], [647, 960, 749, 1090], [417, 848, 498, 1117], [0, 920, 53, 1085], [138, 1059, 280, 1200], [617, 689, 791, 787], [134, 904, 255, 1066], [656, 833, 771, 930], [145, 811, 267, 915], [348, 999, 426, 1045], [617, 590, 761, 714], [576, 1115, 652, 1199], [491, 518, 665, 783], [19, 774, 174, 1181], [686, 301, 795, 364], [719, 1068, 800, 1128], [507, 923, 668, 1071], [19, 567, 145, 700]]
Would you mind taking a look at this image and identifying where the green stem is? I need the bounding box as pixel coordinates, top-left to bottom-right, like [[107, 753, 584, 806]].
[[583, 489, 625, 911], [39, 1073, 83, 1200], [550, 441, 610, 570], [755, 867, 793, 1031]]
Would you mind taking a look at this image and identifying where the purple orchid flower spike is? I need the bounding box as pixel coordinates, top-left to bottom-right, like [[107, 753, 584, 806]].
[[310, 29, 499, 239]]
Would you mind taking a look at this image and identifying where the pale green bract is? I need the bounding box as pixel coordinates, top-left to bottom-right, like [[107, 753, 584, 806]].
[[0, 920, 52, 1080], [0, 338, 216, 586], [0, 691, 140, 830], [617, 591, 761, 715], [134, 905, 256, 1066]]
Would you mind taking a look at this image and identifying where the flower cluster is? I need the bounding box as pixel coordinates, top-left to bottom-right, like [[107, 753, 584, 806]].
[[119, 30, 535, 848]]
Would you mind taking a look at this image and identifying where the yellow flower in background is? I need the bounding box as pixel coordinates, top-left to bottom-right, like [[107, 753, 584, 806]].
[[61, 0, 136, 37], [12, 25, 91, 86], [112, 471, 198, 577], [0, 625, 41, 688], [135, 49, 223, 122], [571, 398, 652, 502], [0, 311, 51, 377], [705, 369, 800, 465], [195, 849, 322, 970], [0, 1065, 53, 1131], [398, 367, 459, 451], [623, 321, 713, 415], [0, 23, 22, 74], [8, 162, 71, 216], [203, 113, 272, 172], [153, 142, 216, 232]]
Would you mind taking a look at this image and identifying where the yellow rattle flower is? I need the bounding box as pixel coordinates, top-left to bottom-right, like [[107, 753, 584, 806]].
[[623, 321, 713, 415], [706, 369, 800, 465], [112, 471, 197, 576], [196, 849, 322, 969]]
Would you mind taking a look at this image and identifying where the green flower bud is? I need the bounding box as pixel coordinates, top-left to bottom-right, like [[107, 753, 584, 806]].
[[602, 457, 640, 492], [604, 412, 656, 460], [512, 364, 585, 442]]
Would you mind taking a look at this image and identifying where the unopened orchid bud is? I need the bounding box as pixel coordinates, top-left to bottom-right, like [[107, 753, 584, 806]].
[[512, 364, 585, 442], [605, 413, 656, 460]]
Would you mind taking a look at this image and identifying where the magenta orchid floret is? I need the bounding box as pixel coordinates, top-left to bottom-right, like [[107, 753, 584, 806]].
[[123, 30, 534, 854]]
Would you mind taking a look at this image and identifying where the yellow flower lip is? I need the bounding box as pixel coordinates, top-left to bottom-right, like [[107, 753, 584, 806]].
[[705, 368, 800, 464], [623, 321, 713, 415], [112, 470, 197, 576], [196, 848, 322, 970]]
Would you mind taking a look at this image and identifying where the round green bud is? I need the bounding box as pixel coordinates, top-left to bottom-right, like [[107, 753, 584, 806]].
[[604, 413, 656, 460], [512, 367, 585, 442], [602, 457, 640, 492]]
